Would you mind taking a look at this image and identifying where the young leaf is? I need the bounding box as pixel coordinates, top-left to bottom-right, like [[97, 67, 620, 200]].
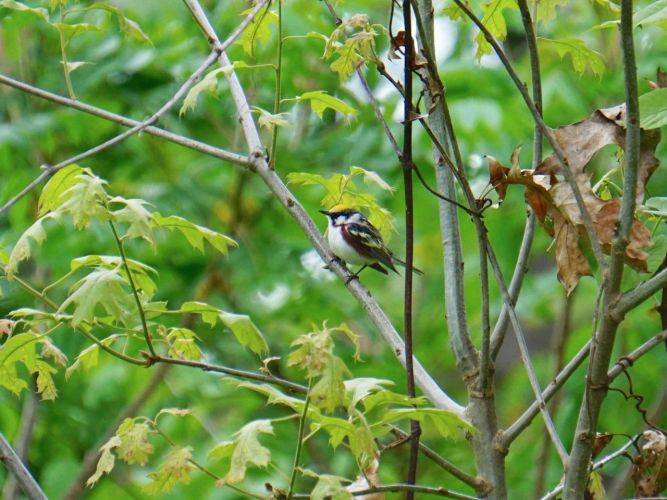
[[529, 0, 569, 23], [65, 335, 119, 379], [40, 338, 67, 367], [218, 312, 269, 356], [235, 381, 307, 413], [53, 22, 101, 42], [254, 107, 290, 131], [179, 67, 231, 116], [177, 301, 220, 326], [538, 37, 605, 77], [87, 436, 122, 487], [109, 197, 155, 244], [80, 3, 151, 43], [475, 0, 518, 59], [296, 91, 357, 120], [633, 0, 667, 30], [349, 166, 394, 192], [329, 40, 364, 80], [310, 355, 350, 413], [115, 418, 154, 465], [310, 474, 353, 500], [344, 378, 394, 410], [7, 213, 58, 278], [0, 332, 40, 396], [144, 446, 194, 493], [166, 327, 202, 361], [378, 408, 477, 438], [71, 255, 158, 297], [0, 0, 49, 22], [35, 359, 57, 400], [58, 268, 134, 326], [221, 419, 273, 484], [57, 170, 110, 229], [152, 212, 237, 255], [309, 415, 356, 449], [38, 164, 84, 216], [238, 8, 278, 56], [639, 88, 667, 129]]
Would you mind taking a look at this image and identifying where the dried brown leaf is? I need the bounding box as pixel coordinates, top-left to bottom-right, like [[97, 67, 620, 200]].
[[553, 211, 592, 295], [632, 431, 667, 497]]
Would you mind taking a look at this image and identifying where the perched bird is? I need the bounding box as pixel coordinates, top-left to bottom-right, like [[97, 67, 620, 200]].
[[320, 205, 423, 276]]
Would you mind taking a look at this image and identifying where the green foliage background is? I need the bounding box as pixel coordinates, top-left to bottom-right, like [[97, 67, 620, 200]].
[[0, 0, 666, 498]]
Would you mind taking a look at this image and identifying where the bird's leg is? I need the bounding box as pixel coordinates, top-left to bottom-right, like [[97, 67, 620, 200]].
[[345, 265, 367, 284]]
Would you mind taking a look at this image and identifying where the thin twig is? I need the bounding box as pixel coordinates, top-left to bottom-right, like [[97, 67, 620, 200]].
[[542, 438, 637, 500], [612, 268, 667, 320], [607, 329, 667, 381], [401, 2, 421, 495], [0, 74, 250, 168], [390, 427, 490, 495], [286, 380, 312, 499], [490, 0, 541, 358], [0, 50, 219, 217], [0, 432, 47, 500], [349, 483, 478, 499], [484, 240, 569, 466]]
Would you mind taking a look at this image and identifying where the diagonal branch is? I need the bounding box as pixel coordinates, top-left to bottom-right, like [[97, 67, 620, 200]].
[[0, 49, 219, 217], [612, 267, 667, 320], [0, 74, 250, 168], [180, 0, 465, 417], [452, 0, 606, 269], [0, 432, 47, 500]]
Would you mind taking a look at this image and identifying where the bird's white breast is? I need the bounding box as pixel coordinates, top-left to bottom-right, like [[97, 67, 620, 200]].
[[326, 223, 373, 265]]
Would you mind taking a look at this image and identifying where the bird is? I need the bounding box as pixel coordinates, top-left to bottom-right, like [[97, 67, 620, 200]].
[[320, 205, 423, 277]]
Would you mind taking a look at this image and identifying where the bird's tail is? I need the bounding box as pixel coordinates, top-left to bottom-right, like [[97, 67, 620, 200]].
[[392, 257, 424, 275]]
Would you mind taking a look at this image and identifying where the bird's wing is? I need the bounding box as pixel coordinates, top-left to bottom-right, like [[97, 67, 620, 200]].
[[345, 221, 398, 273]]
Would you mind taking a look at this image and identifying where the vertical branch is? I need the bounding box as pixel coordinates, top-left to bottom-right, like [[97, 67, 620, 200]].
[[412, 2, 507, 497], [563, 0, 641, 496], [270, 0, 283, 168], [58, 5, 76, 100], [401, 1, 420, 495], [490, 0, 541, 357]]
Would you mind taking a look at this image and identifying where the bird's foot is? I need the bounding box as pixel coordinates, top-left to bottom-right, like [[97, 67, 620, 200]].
[[344, 272, 360, 285]]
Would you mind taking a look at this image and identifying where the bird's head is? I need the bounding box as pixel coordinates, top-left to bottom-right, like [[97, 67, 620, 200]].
[[319, 205, 361, 226]]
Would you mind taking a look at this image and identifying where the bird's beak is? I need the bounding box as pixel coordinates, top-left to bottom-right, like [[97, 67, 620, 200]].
[[319, 210, 331, 216]]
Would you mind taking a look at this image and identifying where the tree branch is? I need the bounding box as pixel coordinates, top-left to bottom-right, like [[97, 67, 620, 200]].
[[612, 267, 667, 319], [180, 0, 466, 418], [0, 74, 250, 167], [0, 432, 47, 500], [0, 49, 220, 217], [563, 1, 641, 495], [607, 329, 667, 381]]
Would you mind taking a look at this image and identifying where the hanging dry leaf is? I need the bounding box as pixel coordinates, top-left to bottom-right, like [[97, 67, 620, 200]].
[[486, 99, 661, 293], [631, 430, 667, 497]]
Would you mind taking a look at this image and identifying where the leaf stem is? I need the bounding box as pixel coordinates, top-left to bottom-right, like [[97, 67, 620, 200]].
[[58, 5, 76, 100], [109, 221, 156, 358], [286, 379, 312, 499]]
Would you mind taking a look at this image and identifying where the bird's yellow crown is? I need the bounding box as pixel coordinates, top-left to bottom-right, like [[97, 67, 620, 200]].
[[328, 204, 357, 213]]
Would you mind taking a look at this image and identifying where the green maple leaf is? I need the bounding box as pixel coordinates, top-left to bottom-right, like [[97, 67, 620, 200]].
[[152, 212, 237, 255], [225, 420, 273, 483], [58, 268, 134, 326], [144, 447, 193, 493], [109, 197, 155, 244], [116, 418, 154, 465]]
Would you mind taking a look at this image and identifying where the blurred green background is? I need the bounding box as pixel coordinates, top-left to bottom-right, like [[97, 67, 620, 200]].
[[1, 0, 665, 498]]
